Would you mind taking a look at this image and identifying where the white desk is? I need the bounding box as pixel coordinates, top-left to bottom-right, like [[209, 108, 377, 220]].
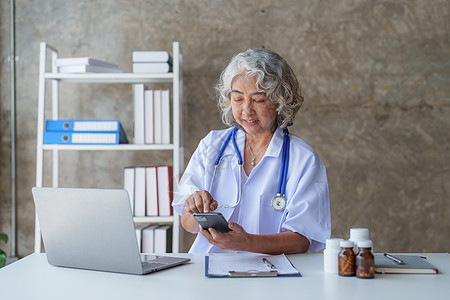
[[1, 253, 448, 299]]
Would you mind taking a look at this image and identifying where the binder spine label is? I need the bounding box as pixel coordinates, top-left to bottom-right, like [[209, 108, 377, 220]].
[[72, 133, 117, 144], [73, 121, 118, 131]]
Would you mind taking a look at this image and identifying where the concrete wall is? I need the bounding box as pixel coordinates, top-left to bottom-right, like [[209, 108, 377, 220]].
[[1, 0, 449, 256]]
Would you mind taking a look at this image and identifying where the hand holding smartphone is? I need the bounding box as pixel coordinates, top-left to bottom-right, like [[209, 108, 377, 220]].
[[193, 212, 231, 233]]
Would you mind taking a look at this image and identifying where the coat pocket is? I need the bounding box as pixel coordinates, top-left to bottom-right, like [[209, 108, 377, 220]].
[[258, 194, 285, 234]]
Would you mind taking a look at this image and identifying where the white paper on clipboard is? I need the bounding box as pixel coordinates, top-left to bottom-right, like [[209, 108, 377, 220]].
[[207, 253, 300, 277]]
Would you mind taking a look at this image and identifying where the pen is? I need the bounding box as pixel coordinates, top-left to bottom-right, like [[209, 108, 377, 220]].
[[384, 253, 404, 265], [262, 258, 276, 269]]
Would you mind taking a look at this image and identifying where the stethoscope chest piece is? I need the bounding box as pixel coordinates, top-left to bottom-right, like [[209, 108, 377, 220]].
[[271, 194, 286, 211]]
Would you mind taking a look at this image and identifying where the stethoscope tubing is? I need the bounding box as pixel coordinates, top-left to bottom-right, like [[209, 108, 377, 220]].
[[211, 128, 243, 208], [278, 129, 290, 196], [231, 128, 243, 164]]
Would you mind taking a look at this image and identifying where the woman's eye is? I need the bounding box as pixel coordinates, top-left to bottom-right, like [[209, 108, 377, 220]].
[[254, 98, 266, 103], [233, 98, 243, 102]]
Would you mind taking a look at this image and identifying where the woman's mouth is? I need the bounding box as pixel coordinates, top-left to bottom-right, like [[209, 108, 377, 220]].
[[243, 119, 258, 126]]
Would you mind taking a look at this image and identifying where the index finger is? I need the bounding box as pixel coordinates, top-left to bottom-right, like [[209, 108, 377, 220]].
[[199, 190, 214, 213]]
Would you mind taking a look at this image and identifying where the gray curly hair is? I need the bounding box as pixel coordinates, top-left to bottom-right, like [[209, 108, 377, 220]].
[[215, 48, 304, 129]]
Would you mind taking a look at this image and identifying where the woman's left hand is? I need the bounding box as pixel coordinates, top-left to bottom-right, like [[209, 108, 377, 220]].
[[199, 222, 252, 251]]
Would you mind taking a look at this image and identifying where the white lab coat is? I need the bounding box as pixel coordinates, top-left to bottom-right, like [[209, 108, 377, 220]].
[[173, 127, 331, 253]]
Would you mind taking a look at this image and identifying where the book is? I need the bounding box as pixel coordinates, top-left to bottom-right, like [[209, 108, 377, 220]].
[[46, 120, 120, 131], [154, 225, 172, 253], [374, 254, 438, 274], [56, 57, 119, 69], [45, 120, 128, 143], [43, 131, 127, 144], [141, 224, 159, 253], [123, 167, 135, 215], [135, 224, 149, 253], [161, 90, 170, 144], [134, 167, 146, 217], [132, 62, 171, 73], [58, 64, 123, 73], [132, 51, 172, 63], [144, 90, 154, 144], [145, 166, 158, 216], [133, 84, 145, 144], [153, 90, 162, 144], [156, 166, 173, 216]]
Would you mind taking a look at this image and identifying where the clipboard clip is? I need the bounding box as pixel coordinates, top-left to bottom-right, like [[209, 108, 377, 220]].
[[229, 270, 278, 277]]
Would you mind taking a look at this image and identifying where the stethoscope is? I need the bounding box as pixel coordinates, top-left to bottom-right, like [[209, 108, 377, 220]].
[[208, 127, 290, 211]]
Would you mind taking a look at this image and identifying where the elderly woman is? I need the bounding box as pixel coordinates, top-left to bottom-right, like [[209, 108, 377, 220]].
[[173, 49, 330, 254]]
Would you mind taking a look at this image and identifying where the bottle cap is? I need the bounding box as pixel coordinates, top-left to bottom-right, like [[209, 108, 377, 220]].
[[326, 238, 343, 249], [340, 240, 354, 248], [357, 240, 373, 248], [350, 228, 369, 240]]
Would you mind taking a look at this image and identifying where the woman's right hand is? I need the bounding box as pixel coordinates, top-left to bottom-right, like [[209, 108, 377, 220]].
[[183, 190, 218, 214], [181, 190, 218, 234]]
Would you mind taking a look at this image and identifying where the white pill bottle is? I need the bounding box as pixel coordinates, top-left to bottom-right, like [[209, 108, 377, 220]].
[[349, 228, 370, 253], [323, 238, 344, 273]]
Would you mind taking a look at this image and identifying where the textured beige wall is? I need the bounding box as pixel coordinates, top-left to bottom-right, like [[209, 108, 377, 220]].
[[0, 0, 449, 256]]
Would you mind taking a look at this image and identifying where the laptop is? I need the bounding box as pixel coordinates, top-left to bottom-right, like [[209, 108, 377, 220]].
[[32, 187, 190, 275]]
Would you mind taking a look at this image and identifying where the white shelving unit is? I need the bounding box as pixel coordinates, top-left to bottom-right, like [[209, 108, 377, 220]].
[[35, 42, 183, 253]]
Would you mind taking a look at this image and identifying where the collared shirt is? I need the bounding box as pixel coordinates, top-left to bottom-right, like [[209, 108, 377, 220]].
[[173, 127, 331, 253]]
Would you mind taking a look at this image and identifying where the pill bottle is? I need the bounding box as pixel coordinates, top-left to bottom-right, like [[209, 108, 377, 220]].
[[349, 228, 369, 253], [324, 238, 343, 274], [356, 240, 375, 279], [338, 240, 356, 276]]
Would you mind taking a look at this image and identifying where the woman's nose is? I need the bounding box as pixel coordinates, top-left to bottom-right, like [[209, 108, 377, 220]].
[[242, 99, 254, 114]]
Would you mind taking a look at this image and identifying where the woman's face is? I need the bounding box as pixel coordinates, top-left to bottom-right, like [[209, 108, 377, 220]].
[[230, 74, 277, 136]]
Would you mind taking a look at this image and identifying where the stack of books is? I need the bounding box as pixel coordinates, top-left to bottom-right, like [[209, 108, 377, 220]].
[[133, 85, 170, 144], [135, 224, 172, 253], [132, 50, 172, 73], [123, 165, 173, 217], [56, 57, 123, 73], [43, 120, 128, 145]]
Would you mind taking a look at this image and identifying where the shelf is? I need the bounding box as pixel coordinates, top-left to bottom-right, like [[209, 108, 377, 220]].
[[36, 42, 182, 254], [42, 144, 175, 151], [45, 72, 174, 83], [133, 216, 176, 223]]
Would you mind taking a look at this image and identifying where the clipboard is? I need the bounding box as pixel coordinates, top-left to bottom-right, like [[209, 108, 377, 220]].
[[205, 253, 302, 278]]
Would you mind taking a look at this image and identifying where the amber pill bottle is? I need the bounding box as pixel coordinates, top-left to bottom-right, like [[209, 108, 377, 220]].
[[356, 240, 375, 279], [338, 240, 356, 276]]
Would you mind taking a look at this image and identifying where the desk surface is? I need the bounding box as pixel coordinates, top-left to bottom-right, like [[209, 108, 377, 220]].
[[1, 253, 449, 300]]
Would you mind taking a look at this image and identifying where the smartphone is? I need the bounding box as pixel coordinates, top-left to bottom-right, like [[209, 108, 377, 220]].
[[193, 212, 231, 233]]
